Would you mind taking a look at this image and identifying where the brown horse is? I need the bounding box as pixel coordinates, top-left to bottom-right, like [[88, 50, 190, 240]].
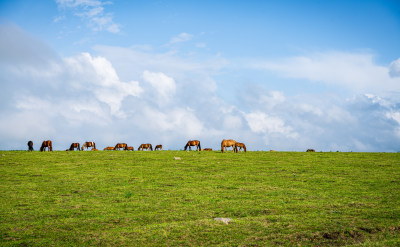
[[92, 148, 98, 151], [155, 145, 162, 151], [203, 148, 213, 151], [138, 144, 153, 151], [114, 143, 128, 150], [306, 149, 315, 152], [40, 140, 53, 152], [235, 142, 247, 152], [81, 142, 96, 151], [184, 140, 201, 151], [27, 141, 34, 151], [221, 139, 236, 153], [126, 146, 134, 151], [69, 143, 80, 151], [103, 146, 115, 151]]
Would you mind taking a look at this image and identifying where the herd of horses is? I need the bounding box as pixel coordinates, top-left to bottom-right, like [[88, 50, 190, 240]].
[[27, 139, 250, 153], [28, 140, 317, 153]]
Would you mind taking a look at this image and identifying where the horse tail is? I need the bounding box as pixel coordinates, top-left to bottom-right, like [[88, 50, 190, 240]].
[[150, 145, 153, 151], [198, 141, 201, 151], [49, 141, 53, 151], [93, 142, 96, 149], [78, 143, 80, 151], [244, 145, 247, 152]]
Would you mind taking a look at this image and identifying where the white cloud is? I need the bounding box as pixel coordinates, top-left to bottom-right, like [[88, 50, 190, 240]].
[[386, 111, 400, 124], [169, 33, 194, 44], [259, 91, 286, 107], [244, 112, 298, 138], [386, 111, 400, 139], [142, 70, 176, 105], [1, 24, 400, 152], [64, 52, 143, 116], [93, 45, 228, 80], [139, 107, 204, 138], [55, 0, 120, 33], [253, 52, 400, 93], [297, 103, 323, 116], [222, 115, 243, 130], [389, 58, 400, 78]]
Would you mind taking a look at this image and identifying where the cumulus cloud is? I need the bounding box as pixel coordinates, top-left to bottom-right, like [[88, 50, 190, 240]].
[[244, 112, 298, 138], [1, 23, 400, 152], [142, 70, 176, 105], [389, 58, 400, 78], [64, 53, 143, 116], [55, 0, 120, 33]]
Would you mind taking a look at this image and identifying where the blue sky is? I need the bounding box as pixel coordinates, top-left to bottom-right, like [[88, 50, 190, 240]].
[[1, 0, 400, 151]]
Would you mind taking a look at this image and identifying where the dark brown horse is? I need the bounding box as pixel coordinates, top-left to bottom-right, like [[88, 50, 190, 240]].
[[235, 142, 247, 152], [27, 141, 33, 151], [221, 139, 236, 153], [306, 149, 315, 152], [138, 144, 153, 151], [155, 145, 163, 151], [114, 143, 128, 150], [40, 140, 53, 152], [126, 146, 134, 151], [103, 146, 115, 151], [81, 142, 96, 151], [184, 140, 201, 151], [69, 143, 80, 151]]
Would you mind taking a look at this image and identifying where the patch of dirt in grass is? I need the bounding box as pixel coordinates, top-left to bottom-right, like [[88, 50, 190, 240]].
[[289, 226, 400, 246], [289, 229, 365, 246]]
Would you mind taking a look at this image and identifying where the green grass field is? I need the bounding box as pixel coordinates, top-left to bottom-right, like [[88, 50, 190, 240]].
[[1, 150, 399, 246]]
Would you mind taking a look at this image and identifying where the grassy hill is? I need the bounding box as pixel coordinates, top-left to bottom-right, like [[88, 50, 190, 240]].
[[1, 150, 399, 246]]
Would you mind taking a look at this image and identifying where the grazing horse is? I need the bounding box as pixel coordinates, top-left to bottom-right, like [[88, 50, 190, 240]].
[[103, 146, 115, 151], [221, 139, 236, 153], [184, 140, 201, 151], [203, 148, 213, 151], [69, 143, 80, 151], [27, 141, 34, 151], [138, 144, 153, 151], [235, 142, 247, 152], [126, 146, 134, 151], [81, 142, 96, 151], [92, 148, 98, 151], [155, 145, 163, 151], [114, 143, 128, 150], [40, 140, 53, 152], [306, 149, 315, 152]]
